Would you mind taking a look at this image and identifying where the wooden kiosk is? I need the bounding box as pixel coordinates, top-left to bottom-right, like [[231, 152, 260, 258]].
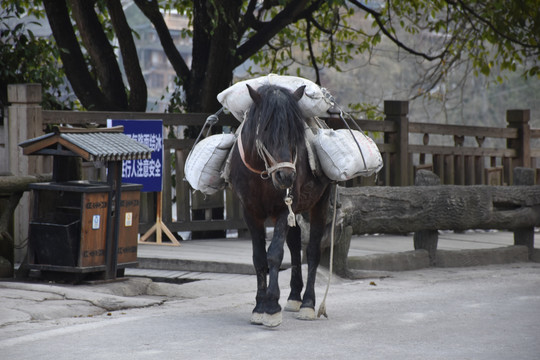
[[19, 126, 152, 281]]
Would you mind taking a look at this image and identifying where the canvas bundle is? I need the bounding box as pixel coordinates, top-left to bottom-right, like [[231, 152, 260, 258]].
[[186, 75, 381, 193], [315, 128, 383, 181], [184, 133, 236, 195], [217, 74, 334, 121]]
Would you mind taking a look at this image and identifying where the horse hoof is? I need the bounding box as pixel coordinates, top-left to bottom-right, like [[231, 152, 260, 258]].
[[263, 312, 282, 327], [250, 312, 264, 325], [284, 300, 302, 312], [296, 307, 316, 321]]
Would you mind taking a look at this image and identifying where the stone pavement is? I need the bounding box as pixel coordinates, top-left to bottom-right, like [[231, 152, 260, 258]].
[[134, 229, 534, 275], [0, 230, 538, 335]]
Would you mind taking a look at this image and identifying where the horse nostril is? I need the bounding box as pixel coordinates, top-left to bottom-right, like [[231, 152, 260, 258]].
[[274, 170, 295, 189]]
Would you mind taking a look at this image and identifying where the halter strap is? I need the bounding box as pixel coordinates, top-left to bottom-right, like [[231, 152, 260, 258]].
[[237, 126, 297, 179], [237, 131, 265, 175], [257, 140, 297, 174]]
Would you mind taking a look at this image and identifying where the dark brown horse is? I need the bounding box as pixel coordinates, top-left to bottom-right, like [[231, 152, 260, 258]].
[[229, 84, 331, 327]]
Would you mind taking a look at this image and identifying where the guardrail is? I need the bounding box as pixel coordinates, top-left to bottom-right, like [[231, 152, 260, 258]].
[[2, 83, 538, 263]]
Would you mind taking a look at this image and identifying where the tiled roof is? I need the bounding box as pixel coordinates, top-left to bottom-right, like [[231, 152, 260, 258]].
[[19, 127, 152, 162]]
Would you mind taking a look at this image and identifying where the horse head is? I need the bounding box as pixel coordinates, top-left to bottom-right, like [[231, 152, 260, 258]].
[[244, 84, 306, 190]]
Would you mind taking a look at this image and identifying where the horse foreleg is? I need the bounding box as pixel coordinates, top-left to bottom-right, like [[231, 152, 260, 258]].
[[244, 211, 267, 325], [263, 212, 289, 327], [298, 192, 330, 321], [284, 225, 303, 312]]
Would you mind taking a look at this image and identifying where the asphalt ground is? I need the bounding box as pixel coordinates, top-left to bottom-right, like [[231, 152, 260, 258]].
[[134, 230, 536, 275], [1, 231, 539, 359]]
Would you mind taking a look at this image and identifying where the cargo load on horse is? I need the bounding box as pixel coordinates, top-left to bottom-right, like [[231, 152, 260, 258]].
[[183, 75, 383, 327], [217, 74, 334, 121], [184, 74, 383, 195]]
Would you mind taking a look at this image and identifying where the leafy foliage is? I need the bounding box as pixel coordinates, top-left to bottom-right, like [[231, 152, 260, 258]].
[[1, 0, 538, 118], [350, 0, 539, 93], [0, 2, 72, 116]]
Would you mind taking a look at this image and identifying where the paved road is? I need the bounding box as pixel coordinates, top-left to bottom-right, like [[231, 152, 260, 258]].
[[1, 262, 539, 360], [136, 230, 533, 274]]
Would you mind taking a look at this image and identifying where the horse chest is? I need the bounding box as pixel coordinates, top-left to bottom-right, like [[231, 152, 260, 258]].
[[294, 179, 328, 212]]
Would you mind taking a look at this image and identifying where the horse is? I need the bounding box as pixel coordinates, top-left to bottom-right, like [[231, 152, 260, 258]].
[[228, 83, 332, 327]]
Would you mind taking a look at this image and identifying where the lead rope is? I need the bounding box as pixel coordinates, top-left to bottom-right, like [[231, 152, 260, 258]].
[[325, 92, 374, 179], [192, 107, 224, 147], [284, 188, 296, 227], [317, 183, 338, 319]]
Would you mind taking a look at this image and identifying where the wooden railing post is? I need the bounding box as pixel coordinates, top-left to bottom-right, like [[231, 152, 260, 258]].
[[413, 170, 441, 266], [506, 109, 531, 173], [513, 167, 535, 259], [7, 83, 44, 263], [384, 100, 409, 186]]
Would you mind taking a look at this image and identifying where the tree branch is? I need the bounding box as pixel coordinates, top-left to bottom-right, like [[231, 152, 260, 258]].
[[452, 0, 539, 51], [43, 0, 116, 110], [306, 19, 321, 85], [240, 0, 264, 34], [106, 0, 147, 111], [69, 0, 128, 108], [349, 0, 445, 61], [235, 0, 323, 66], [307, 14, 333, 35], [134, 0, 191, 86]]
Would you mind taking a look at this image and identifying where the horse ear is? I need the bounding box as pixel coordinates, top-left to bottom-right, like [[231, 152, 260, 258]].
[[246, 84, 262, 105], [292, 85, 306, 102]]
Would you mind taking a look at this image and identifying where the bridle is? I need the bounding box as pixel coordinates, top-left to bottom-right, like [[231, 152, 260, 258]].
[[236, 122, 298, 227], [236, 122, 297, 180]]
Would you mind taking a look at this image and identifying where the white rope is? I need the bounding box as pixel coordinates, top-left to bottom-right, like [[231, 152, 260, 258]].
[[256, 139, 297, 177], [284, 188, 296, 227], [192, 108, 224, 146], [317, 183, 338, 319]]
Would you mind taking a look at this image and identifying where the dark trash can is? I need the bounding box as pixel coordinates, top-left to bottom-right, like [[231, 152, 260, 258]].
[[19, 126, 151, 280], [30, 213, 81, 267]]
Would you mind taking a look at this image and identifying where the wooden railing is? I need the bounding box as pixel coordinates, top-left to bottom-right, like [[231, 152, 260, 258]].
[[0, 123, 6, 174], [328, 101, 536, 187], [3, 84, 538, 242], [40, 110, 246, 235]]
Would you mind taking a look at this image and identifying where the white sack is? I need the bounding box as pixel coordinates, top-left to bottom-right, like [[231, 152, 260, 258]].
[[184, 133, 236, 195], [217, 74, 333, 121], [315, 128, 383, 181]]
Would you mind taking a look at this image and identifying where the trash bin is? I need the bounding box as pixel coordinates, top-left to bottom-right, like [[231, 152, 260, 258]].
[[30, 213, 81, 267], [19, 126, 152, 280], [28, 181, 142, 271]]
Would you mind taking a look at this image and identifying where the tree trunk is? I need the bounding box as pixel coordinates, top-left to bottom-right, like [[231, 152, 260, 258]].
[[337, 185, 540, 234], [70, 0, 128, 109], [43, 0, 118, 110], [133, 0, 191, 88], [135, 0, 324, 113], [188, 0, 241, 112], [106, 0, 147, 111]]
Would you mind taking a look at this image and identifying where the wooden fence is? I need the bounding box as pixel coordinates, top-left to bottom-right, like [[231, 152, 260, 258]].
[[3, 84, 539, 246], [0, 121, 6, 174]]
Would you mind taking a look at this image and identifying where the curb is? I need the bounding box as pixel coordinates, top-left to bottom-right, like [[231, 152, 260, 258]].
[[347, 245, 530, 272], [138, 246, 534, 275], [348, 250, 430, 272], [436, 246, 529, 268], [137, 257, 256, 275]]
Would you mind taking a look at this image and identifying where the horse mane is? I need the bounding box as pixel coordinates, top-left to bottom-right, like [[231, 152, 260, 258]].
[[242, 85, 306, 160]]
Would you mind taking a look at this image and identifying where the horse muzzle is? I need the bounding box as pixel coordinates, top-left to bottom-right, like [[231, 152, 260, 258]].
[[271, 168, 296, 189], [255, 141, 298, 189]]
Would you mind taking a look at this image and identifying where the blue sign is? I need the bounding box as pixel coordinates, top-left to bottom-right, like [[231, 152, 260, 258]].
[[107, 119, 163, 192]]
